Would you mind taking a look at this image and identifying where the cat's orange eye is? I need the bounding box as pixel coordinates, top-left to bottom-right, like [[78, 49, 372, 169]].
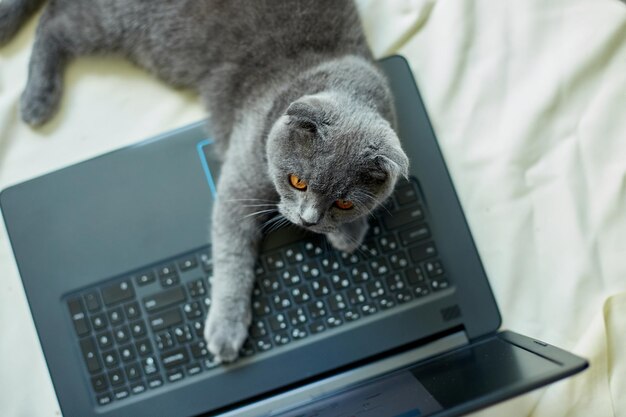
[[335, 199, 354, 210], [289, 174, 308, 191]]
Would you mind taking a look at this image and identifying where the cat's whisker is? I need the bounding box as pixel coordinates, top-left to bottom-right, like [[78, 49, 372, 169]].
[[261, 215, 283, 232], [240, 203, 278, 209], [242, 208, 278, 219]]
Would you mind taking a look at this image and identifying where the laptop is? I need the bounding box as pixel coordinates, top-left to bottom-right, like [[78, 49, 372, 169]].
[[0, 55, 587, 417]]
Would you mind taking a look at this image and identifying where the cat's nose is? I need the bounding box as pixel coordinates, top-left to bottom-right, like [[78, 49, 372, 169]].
[[299, 207, 321, 227]]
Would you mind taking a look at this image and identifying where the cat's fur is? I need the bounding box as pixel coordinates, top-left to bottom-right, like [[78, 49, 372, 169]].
[[1, 0, 409, 362]]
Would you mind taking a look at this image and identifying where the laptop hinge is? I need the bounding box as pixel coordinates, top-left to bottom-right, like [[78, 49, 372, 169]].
[[220, 328, 470, 417]]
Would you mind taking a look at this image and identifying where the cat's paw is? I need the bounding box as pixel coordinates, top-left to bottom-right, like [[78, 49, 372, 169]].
[[204, 301, 251, 363], [20, 82, 61, 126]]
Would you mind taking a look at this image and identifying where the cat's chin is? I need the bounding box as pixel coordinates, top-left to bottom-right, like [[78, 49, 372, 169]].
[[301, 224, 336, 234]]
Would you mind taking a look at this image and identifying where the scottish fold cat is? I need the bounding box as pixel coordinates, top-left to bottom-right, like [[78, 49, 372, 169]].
[[1, 0, 409, 362]]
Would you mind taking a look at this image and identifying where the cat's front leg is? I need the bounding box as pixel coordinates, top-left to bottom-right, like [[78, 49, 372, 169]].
[[326, 216, 369, 254], [203, 166, 273, 362]]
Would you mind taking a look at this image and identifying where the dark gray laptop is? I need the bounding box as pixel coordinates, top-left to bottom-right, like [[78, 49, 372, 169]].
[[0, 56, 587, 417]]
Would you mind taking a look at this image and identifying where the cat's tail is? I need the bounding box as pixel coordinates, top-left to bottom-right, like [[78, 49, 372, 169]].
[[0, 0, 46, 45]]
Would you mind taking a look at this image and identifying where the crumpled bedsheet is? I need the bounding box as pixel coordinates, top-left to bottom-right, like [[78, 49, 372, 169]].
[[1, 0, 624, 416]]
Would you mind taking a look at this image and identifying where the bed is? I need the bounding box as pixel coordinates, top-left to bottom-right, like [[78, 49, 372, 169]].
[[1, 0, 624, 415]]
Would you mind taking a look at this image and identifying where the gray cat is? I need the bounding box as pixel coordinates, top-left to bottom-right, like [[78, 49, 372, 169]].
[[1, 0, 409, 362]]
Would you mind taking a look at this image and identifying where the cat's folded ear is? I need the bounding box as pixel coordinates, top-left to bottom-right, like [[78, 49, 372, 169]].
[[370, 139, 410, 183], [285, 95, 331, 134]]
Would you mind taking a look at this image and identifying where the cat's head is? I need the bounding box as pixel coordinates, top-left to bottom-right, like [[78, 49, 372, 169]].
[[266, 91, 409, 234]]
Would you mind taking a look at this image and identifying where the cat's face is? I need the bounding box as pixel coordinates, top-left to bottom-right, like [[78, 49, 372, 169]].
[[266, 92, 408, 234]]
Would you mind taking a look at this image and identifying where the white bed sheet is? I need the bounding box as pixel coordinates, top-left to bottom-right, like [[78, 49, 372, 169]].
[[1, 0, 624, 416]]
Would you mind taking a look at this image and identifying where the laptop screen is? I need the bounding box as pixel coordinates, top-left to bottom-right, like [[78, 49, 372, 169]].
[[272, 337, 561, 417]]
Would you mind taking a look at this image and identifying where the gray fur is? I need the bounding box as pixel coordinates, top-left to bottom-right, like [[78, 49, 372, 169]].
[[1, 0, 409, 362]]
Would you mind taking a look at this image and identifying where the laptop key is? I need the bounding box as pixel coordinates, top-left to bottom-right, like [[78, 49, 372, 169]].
[[130, 320, 147, 338], [369, 258, 390, 277], [125, 363, 142, 380], [307, 300, 327, 320], [158, 264, 176, 278], [430, 277, 450, 291], [290, 285, 312, 304], [252, 297, 272, 316], [268, 314, 288, 332], [135, 271, 156, 286], [108, 307, 125, 326], [173, 325, 194, 344], [366, 280, 386, 299], [395, 290, 413, 303], [147, 375, 164, 389], [414, 284, 430, 298], [383, 206, 424, 230], [103, 350, 119, 369], [113, 325, 131, 344], [91, 313, 108, 331], [141, 356, 159, 375], [389, 251, 410, 270], [183, 301, 203, 320], [149, 308, 183, 332], [424, 260, 444, 277], [119, 344, 135, 362], [113, 387, 130, 400], [190, 341, 209, 359], [281, 268, 302, 286], [343, 308, 361, 322], [187, 278, 207, 299], [378, 236, 399, 253], [330, 272, 350, 290], [107, 368, 125, 387], [406, 267, 426, 284], [161, 347, 190, 369], [350, 265, 370, 283], [311, 278, 331, 297], [291, 326, 308, 340], [101, 279, 135, 307], [84, 292, 102, 312], [346, 287, 367, 305], [284, 245, 305, 264], [130, 381, 147, 395], [250, 319, 269, 338], [97, 331, 114, 350], [155, 331, 175, 351], [124, 302, 141, 320], [326, 314, 343, 328], [328, 294, 348, 312], [91, 374, 108, 392], [143, 286, 186, 313], [255, 337, 273, 352], [273, 332, 290, 346], [80, 337, 102, 373], [187, 362, 203, 375], [395, 184, 419, 206], [198, 249, 213, 272], [378, 296, 396, 310], [386, 273, 407, 291], [271, 292, 292, 310], [360, 303, 378, 316], [409, 241, 437, 262], [178, 255, 198, 271], [97, 393, 113, 406], [135, 339, 153, 356], [400, 225, 431, 246], [68, 298, 90, 336], [308, 320, 326, 334]]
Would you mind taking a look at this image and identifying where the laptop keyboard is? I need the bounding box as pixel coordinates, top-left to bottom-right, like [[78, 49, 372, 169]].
[[65, 178, 451, 406]]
